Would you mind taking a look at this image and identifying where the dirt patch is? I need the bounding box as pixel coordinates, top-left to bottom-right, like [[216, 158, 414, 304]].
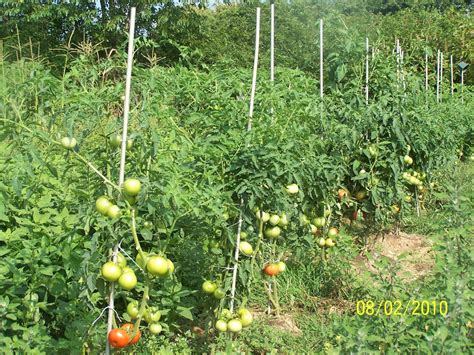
[[251, 309, 302, 336], [267, 315, 303, 336], [352, 232, 434, 281]]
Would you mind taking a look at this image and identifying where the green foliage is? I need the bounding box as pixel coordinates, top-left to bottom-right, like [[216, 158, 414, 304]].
[[0, 32, 472, 353]]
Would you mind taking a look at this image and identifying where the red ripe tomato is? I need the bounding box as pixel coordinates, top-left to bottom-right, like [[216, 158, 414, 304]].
[[263, 263, 279, 276], [121, 323, 141, 345], [108, 328, 129, 348]]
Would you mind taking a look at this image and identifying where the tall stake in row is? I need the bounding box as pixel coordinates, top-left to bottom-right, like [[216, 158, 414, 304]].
[[270, 3, 275, 119], [436, 49, 440, 103], [105, 7, 136, 355], [440, 51, 443, 102], [365, 37, 369, 104], [230, 7, 261, 313], [396, 38, 400, 86], [450, 55, 454, 96], [320, 19, 323, 99], [270, 3, 275, 85], [425, 52, 428, 91]]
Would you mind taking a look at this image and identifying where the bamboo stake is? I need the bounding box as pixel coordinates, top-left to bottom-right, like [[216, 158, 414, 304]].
[[365, 37, 369, 104], [320, 19, 323, 98], [231, 7, 260, 313], [461, 69, 464, 104], [105, 7, 136, 355]]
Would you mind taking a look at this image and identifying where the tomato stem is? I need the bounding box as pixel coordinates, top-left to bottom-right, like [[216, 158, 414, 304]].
[[130, 209, 147, 269]]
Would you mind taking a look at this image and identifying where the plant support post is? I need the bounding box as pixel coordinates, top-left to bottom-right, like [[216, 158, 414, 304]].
[[231, 7, 260, 314], [106, 7, 136, 355], [365, 37, 369, 104], [450, 55, 453, 96], [436, 50, 440, 103], [320, 19, 323, 98], [440, 51, 443, 102], [425, 52, 428, 91]]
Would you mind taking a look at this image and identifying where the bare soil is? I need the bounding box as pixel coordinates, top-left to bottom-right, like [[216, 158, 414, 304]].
[[352, 231, 434, 281]]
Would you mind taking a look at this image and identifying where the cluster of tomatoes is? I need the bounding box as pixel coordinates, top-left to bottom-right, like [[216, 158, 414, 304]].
[[94, 177, 176, 347], [256, 209, 290, 239], [201, 280, 226, 299], [214, 308, 253, 334], [95, 178, 141, 218], [108, 323, 141, 349]]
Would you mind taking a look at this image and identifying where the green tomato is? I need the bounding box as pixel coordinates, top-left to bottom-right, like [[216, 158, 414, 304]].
[[61, 137, 77, 150], [276, 261, 286, 273], [110, 135, 122, 147], [285, 183, 299, 194], [299, 214, 310, 226], [227, 319, 242, 333], [95, 196, 112, 216], [403, 155, 413, 165], [118, 271, 137, 290], [121, 266, 134, 274], [116, 252, 127, 268], [239, 241, 253, 256], [264, 226, 281, 239], [310, 224, 318, 235], [240, 231, 248, 240], [123, 178, 141, 196], [255, 210, 270, 222], [213, 288, 226, 299], [269, 214, 280, 226], [221, 308, 233, 319], [136, 252, 149, 269], [313, 217, 326, 228], [149, 323, 162, 335], [107, 205, 121, 219], [318, 238, 326, 247], [238, 309, 253, 327], [101, 262, 122, 282], [202, 281, 217, 294], [127, 301, 139, 319], [145, 308, 161, 323], [166, 259, 175, 275], [325, 238, 335, 247], [215, 319, 228, 332], [144, 221, 153, 229], [147, 256, 169, 276], [126, 139, 133, 150], [327, 227, 338, 237], [278, 213, 289, 227]]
